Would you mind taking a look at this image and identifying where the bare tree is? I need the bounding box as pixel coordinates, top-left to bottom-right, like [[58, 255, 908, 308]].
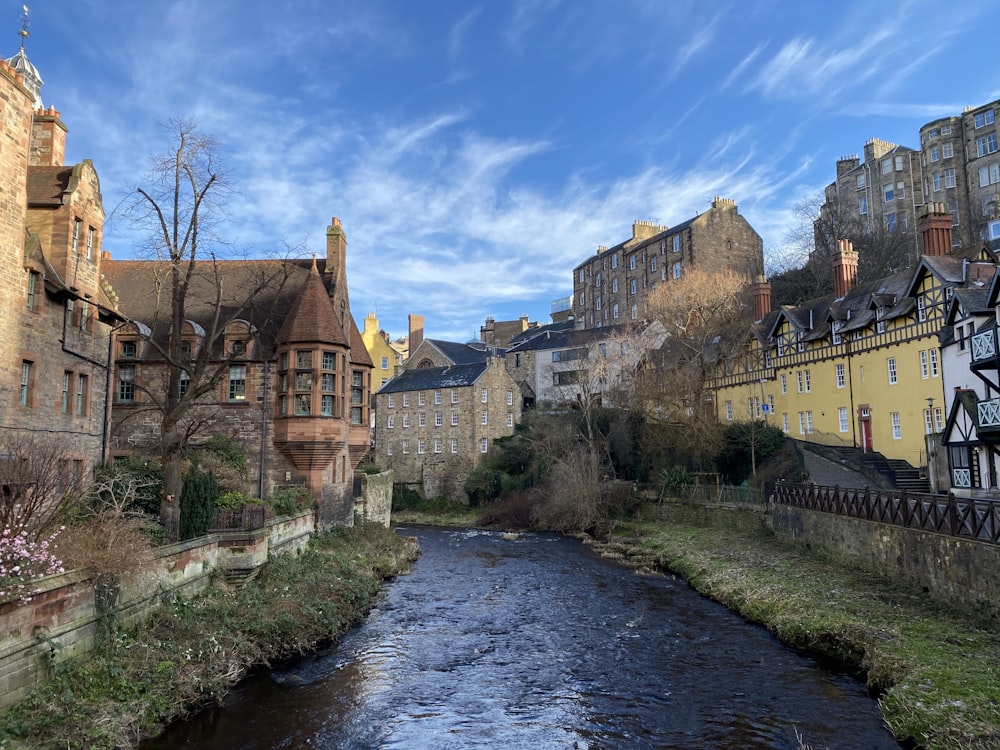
[[0, 434, 79, 539], [121, 120, 293, 541]]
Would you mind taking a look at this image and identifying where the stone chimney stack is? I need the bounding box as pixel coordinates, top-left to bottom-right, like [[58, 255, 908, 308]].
[[325, 217, 350, 329], [751, 275, 771, 322], [918, 202, 953, 256], [408, 314, 424, 354], [832, 239, 859, 298], [29, 107, 66, 166]]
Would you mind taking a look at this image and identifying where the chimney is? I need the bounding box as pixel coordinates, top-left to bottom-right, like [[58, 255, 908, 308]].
[[29, 108, 67, 167], [751, 275, 771, 322], [325, 217, 351, 329], [919, 202, 953, 256], [832, 239, 859, 298], [408, 314, 424, 355]]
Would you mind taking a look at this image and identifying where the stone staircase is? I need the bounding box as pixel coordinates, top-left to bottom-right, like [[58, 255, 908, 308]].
[[833, 446, 931, 494]]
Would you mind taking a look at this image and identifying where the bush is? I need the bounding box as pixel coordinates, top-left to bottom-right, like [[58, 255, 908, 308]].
[[356, 462, 383, 475], [463, 466, 507, 507], [391, 484, 425, 511], [477, 489, 537, 529], [186, 436, 249, 496], [216, 491, 256, 510], [179, 469, 218, 540], [269, 487, 312, 516]]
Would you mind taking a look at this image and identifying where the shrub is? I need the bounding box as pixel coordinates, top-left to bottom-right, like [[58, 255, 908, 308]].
[[269, 487, 312, 516], [477, 489, 537, 529], [216, 491, 251, 510], [179, 469, 218, 541], [186, 436, 249, 496], [356, 462, 383, 475], [391, 484, 425, 511], [463, 466, 507, 507], [0, 527, 65, 604]]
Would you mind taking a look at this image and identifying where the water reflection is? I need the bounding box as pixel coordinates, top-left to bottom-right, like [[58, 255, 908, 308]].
[[145, 527, 901, 750]]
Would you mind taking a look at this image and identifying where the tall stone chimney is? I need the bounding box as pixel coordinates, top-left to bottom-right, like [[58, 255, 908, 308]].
[[29, 107, 66, 166], [751, 275, 771, 322], [918, 202, 953, 257], [832, 239, 859, 298], [408, 314, 424, 355], [325, 217, 350, 330]]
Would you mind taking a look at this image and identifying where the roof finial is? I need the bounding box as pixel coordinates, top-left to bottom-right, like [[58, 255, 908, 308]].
[[18, 5, 29, 50]]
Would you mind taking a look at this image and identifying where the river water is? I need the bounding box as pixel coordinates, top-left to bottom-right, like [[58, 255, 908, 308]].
[[145, 526, 902, 749]]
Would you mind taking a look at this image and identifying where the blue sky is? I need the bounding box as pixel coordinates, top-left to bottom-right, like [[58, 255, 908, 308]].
[[18, 0, 999, 341]]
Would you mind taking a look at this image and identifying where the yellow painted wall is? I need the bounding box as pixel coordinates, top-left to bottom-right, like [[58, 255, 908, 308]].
[[360, 312, 403, 390]]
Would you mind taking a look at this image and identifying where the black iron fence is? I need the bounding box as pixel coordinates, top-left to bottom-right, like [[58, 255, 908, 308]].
[[772, 483, 1000, 545], [209, 506, 270, 532]]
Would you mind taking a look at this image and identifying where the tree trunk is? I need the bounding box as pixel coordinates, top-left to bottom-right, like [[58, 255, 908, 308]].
[[160, 424, 184, 542]]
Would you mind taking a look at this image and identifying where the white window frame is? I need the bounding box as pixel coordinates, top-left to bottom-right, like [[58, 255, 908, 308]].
[[891, 412, 902, 440], [835, 363, 845, 388], [838, 407, 849, 433], [887, 357, 897, 384]]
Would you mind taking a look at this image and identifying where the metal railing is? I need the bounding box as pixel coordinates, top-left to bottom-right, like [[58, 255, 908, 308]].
[[676, 482, 767, 509], [772, 482, 1000, 545], [210, 506, 270, 532]]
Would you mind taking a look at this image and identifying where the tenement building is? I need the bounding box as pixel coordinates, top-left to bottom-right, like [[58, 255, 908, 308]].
[[102, 218, 374, 525], [0, 38, 122, 487], [572, 197, 762, 329]]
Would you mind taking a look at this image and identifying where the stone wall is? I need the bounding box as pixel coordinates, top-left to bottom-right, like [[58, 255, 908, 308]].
[[0, 511, 314, 710], [769, 504, 1000, 617], [355, 470, 393, 526]]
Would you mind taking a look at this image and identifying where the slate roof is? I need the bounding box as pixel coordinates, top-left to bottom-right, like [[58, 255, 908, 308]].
[[421, 339, 503, 364], [508, 318, 576, 345], [274, 259, 348, 347], [26, 166, 72, 207], [574, 217, 696, 270], [507, 325, 629, 353], [376, 362, 488, 394]]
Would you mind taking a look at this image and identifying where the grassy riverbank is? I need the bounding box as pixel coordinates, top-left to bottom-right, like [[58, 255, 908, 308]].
[[0, 523, 419, 750], [398, 501, 1000, 750]]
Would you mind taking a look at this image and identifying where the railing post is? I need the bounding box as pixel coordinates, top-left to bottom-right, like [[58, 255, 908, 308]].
[[946, 492, 959, 537], [900, 489, 911, 528]]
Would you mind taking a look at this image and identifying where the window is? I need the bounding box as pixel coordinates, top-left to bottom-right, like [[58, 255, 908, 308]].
[[386, 441, 393, 456], [351, 406, 362, 425], [418, 440, 425, 455], [629, 255, 637, 270], [451, 411, 459, 426], [782, 413, 789, 434], [948, 199, 960, 227], [803, 369, 811, 392], [387, 414, 394, 429], [979, 163, 1000, 187], [418, 391, 425, 406], [806, 411, 814, 434], [78, 301, 89, 331], [507, 413, 514, 427], [295, 393, 310, 415], [943, 142, 953, 158], [418, 412, 426, 427], [596, 295, 602, 311], [886, 213, 897, 233], [831, 321, 842, 345], [631, 304, 638, 320], [977, 133, 998, 157], [884, 183, 894, 202], [895, 155, 904, 171], [388, 394, 395, 408], [506, 389, 514, 406], [673, 262, 682, 279], [26, 271, 38, 310], [974, 109, 996, 128], [891, 412, 902, 440], [481, 388, 488, 403], [403, 393, 409, 407], [930, 146, 940, 162], [451, 439, 458, 454], [934, 407, 944, 432], [71, 218, 80, 254], [924, 409, 934, 435], [76, 374, 87, 415], [514, 353, 521, 368], [612, 303, 619, 319], [945, 169, 956, 188], [920, 351, 929, 379], [856, 173, 866, 189], [62, 371, 71, 412], [117, 364, 134, 404], [859, 195, 867, 215], [839, 407, 849, 433], [929, 349, 939, 377], [296, 350, 311, 369], [798, 412, 806, 435], [916, 297, 926, 322], [650, 256, 657, 272], [629, 279, 637, 295], [434, 438, 442, 454], [927, 128, 940, 139], [322, 351, 335, 370], [481, 411, 488, 426], [932, 172, 942, 192], [611, 254, 618, 268], [887, 357, 897, 385], [451, 389, 458, 404], [881, 159, 892, 175], [835, 363, 845, 388], [780, 374, 787, 394], [402, 414, 410, 428], [402, 440, 409, 454], [279, 395, 287, 415], [983, 196, 996, 217], [595, 272, 602, 287], [578, 269, 584, 283], [381, 356, 388, 370], [434, 412, 442, 427], [725, 401, 733, 421], [321, 395, 334, 415], [65, 298, 74, 329], [673, 235, 681, 252], [480, 438, 489, 453]]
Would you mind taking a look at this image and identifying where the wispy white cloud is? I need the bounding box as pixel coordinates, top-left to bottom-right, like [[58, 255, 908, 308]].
[[720, 42, 768, 92]]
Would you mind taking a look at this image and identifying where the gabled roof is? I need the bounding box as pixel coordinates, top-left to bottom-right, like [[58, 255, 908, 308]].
[[376, 362, 489, 394], [944, 287, 992, 325], [507, 324, 628, 353], [275, 259, 348, 347], [508, 318, 576, 345], [26, 166, 72, 207], [419, 339, 502, 364]]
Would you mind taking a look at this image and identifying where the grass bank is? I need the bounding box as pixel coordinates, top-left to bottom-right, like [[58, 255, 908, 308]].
[[396, 502, 1000, 750], [0, 523, 420, 750]]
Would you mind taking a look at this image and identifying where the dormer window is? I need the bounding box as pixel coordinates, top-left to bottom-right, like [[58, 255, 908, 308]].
[[831, 321, 842, 345], [230, 340, 246, 357], [876, 307, 886, 334], [120, 341, 137, 359]]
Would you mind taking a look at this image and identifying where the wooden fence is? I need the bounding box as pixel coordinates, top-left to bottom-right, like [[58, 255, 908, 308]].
[[772, 482, 1000, 545]]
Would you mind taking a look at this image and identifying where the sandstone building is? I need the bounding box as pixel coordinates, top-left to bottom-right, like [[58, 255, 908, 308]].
[[0, 39, 122, 489], [102, 219, 374, 525], [572, 197, 762, 330]]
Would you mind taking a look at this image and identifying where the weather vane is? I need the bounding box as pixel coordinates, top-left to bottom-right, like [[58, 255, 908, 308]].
[[18, 5, 29, 49]]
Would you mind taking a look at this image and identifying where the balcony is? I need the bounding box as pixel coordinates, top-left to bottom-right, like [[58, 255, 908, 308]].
[[971, 327, 997, 368], [977, 396, 1000, 439]]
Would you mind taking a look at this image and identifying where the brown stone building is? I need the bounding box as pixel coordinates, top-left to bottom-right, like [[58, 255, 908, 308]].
[[373, 355, 521, 502], [102, 219, 373, 525], [0, 41, 122, 487], [572, 197, 763, 329]]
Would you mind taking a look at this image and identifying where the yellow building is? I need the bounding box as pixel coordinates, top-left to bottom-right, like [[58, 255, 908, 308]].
[[713, 206, 996, 469], [360, 312, 405, 390]]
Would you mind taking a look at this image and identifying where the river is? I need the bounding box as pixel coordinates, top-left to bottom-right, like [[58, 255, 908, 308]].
[[144, 526, 902, 749]]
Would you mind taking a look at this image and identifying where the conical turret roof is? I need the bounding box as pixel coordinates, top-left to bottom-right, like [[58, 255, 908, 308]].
[[275, 258, 349, 347]]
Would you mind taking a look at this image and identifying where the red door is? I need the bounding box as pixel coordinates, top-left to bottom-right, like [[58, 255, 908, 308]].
[[859, 406, 872, 452]]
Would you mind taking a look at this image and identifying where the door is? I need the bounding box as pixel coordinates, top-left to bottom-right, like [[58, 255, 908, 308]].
[[858, 406, 872, 452]]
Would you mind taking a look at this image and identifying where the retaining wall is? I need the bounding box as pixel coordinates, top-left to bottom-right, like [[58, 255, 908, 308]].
[[769, 504, 1000, 618], [355, 470, 393, 527], [0, 510, 314, 709]]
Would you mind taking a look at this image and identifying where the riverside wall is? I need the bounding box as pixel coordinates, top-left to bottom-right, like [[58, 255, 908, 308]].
[[769, 503, 1000, 618], [0, 511, 314, 709]]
